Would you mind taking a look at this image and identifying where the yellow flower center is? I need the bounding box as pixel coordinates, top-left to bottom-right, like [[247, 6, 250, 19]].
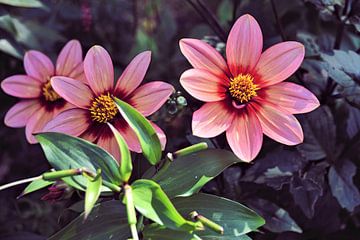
[[89, 93, 118, 123], [42, 81, 61, 102], [229, 73, 259, 103]]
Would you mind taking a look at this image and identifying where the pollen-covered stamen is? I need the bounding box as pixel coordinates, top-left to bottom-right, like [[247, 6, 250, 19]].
[[229, 73, 259, 103], [42, 81, 61, 102], [89, 93, 118, 123]]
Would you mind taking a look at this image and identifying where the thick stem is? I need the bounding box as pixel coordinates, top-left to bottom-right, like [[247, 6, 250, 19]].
[[0, 175, 42, 191], [124, 184, 139, 240]]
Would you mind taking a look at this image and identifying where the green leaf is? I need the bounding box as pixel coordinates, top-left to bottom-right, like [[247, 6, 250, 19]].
[[0, 0, 44, 8], [113, 97, 162, 165], [19, 178, 54, 198], [49, 200, 130, 240], [152, 149, 242, 198], [245, 198, 302, 233], [108, 123, 132, 182], [131, 179, 199, 232], [0, 38, 23, 58], [36, 132, 122, 191], [84, 170, 102, 219], [173, 193, 265, 238], [143, 224, 202, 240]]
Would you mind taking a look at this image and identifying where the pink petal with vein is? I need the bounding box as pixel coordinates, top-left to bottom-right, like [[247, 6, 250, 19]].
[[179, 38, 230, 78], [4, 100, 41, 127], [192, 101, 235, 138], [151, 122, 167, 150], [24, 50, 54, 82], [180, 69, 228, 102], [43, 108, 90, 137], [255, 41, 305, 88], [114, 51, 151, 97], [1, 75, 41, 98], [84, 45, 114, 95], [127, 81, 174, 116], [226, 14, 263, 77], [97, 134, 121, 162], [251, 101, 304, 145], [56, 40, 83, 77], [226, 107, 263, 162], [259, 82, 320, 114], [51, 76, 93, 108], [114, 119, 141, 153], [25, 107, 55, 144]]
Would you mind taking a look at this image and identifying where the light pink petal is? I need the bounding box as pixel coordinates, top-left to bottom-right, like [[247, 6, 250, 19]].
[[226, 107, 263, 162], [43, 109, 90, 137], [251, 101, 304, 145], [254, 41, 305, 88], [179, 38, 230, 78], [51, 76, 93, 109], [24, 50, 54, 82], [97, 135, 121, 162], [180, 69, 229, 102], [56, 40, 83, 77], [114, 119, 141, 153], [4, 100, 42, 127], [151, 122, 167, 150], [25, 107, 55, 144], [68, 63, 87, 83], [1, 75, 42, 98], [84, 45, 114, 95], [192, 101, 235, 138], [52, 102, 77, 117], [114, 51, 151, 97], [127, 81, 174, 116], [81, 129, 98, 143], [259, 82, 320, 114], [226, 14, 263, 77]]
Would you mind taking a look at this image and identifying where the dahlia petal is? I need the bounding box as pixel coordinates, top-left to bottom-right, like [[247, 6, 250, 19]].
[[56, 40, 83, 77], [24, 50, 54, 82], [1, 75, 42, 98], [84, 45, 114, 95], [192, 101, 235, 138], [179, 38, 230, 77], [226, 107, 263, 162], [43, 109, 90, 137], [4, 100, 41, 127], [25, 107, 55, 144], [151, 122, 167, 150], [255, 41, 305, 87], [251, 102, 304, 145], [180, 69, 228, 102], [259, 82, 320, 114], [97, 135, 121, 162], [51, 76, 93, 108], [114, 51, 151, 97], [226, 14, 263, 77], [114, 119, 141, 153], [127, 81, 174, 116]]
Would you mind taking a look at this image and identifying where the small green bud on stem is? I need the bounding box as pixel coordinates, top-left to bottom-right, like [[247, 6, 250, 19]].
[[190, 211, 224, 235]]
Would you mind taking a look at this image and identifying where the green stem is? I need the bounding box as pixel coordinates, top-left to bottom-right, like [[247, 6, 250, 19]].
[[124, 184, 139, 240], [173, 142, 208, 158], [0, 175, 42, 191], [190, 211, 224, 235]]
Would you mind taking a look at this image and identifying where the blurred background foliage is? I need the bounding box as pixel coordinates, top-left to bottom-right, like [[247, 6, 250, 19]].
[[0, 0, 360, 239]]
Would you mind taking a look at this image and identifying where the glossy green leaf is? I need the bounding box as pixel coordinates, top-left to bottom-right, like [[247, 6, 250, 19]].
[[49, 200, 130, 240], [131, 179, 199, 232], [0, 0, 44, 8], [108, 123, 132, 182], [84, 170, 102, 219], [152, 149, 242, 198], [18, 178, 54, 198], [143, 224, 202, 240], [36, 132, 122, 191], [173, 193, 265, 238], [114, 97, 162, 165]]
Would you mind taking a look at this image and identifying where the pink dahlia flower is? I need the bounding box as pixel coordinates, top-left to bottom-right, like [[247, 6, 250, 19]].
[[44, 46, 174, 161], [1, 40, 85, 143], [179, 14, 320, 162]]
